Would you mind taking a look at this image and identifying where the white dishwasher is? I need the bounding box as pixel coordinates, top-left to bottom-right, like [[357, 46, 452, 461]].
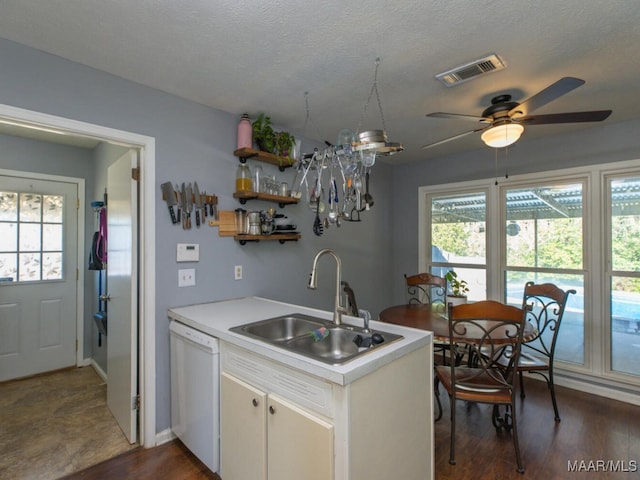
[[170, 320, 220, 473]]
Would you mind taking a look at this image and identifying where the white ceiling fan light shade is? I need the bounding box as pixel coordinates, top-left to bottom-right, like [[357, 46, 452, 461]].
[[480, 123, 524, 148]]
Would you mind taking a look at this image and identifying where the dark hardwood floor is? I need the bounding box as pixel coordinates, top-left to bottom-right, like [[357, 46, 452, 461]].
[[63, 379, 640, 479], [60, 439, 220, 480]]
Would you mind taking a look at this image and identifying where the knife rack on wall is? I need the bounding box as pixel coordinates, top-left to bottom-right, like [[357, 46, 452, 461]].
[[161, 191, 218, 212], [160, 180, 218, 229]]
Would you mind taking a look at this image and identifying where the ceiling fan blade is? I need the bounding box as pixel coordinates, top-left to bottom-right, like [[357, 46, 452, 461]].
[[515, 110, 612, 125], [509, 77, 585, 118], [421, 127, 487, 149], [426, 112, 489, 123]]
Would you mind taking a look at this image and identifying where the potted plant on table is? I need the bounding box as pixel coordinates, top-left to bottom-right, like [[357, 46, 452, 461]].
[[445, 270, 469, 306]]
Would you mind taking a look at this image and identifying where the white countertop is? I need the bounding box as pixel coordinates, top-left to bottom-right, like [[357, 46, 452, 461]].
[[168, 296, 432, 385]]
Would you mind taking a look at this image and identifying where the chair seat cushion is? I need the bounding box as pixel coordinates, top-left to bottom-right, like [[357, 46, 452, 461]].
[[435, 365, 512, 404], [491, 347, 549, 371], [517, 351, 549, 370]]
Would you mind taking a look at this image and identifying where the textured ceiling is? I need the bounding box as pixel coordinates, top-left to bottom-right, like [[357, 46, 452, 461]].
[[1, 0, 639, 162]]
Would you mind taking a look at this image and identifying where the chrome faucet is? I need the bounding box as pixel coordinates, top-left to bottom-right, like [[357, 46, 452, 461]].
[[308, 248, 348, 326]]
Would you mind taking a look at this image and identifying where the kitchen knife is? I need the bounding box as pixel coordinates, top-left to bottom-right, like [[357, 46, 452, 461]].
[[202, 191, 208, 218], [185, 182, 193, 229], [160, 182, 178, 224], [180, 182, 187, 229], [212, 195, 218, 220], [194, 182, 202, 227], [175, 183, 181, 223]]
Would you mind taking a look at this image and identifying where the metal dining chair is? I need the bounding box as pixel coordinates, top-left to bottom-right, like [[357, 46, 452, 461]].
[[404, 273, 454, 421], [516, 281, 576, 421], [435, 300, 529, 473]]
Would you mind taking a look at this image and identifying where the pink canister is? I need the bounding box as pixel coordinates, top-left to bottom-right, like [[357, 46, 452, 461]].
[[237, 114, 252, 149]]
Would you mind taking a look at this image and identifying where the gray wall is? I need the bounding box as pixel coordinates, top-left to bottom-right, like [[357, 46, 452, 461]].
[[0, 38, 395, 433]]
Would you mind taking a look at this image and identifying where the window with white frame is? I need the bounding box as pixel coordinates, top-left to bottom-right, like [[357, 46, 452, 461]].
[[421, 162, 640, 382], [0, 191, 64, 283], [428, 190, 487, 302], [606, 174, 640, 377]]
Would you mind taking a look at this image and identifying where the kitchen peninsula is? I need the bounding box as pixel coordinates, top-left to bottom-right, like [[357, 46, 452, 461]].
[[168, 296, 434, 480]]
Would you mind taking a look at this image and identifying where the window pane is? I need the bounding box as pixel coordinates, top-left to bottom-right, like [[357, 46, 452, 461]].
[[431, 192, 486, 265], [0, 253, 17, 281], [19, 252, 41, 281], [19, 193, 42, 222], [19, 223, 41, 252], [43, 195, 63, 223], [0, 192, 18, 221], [506, 271, 584, 365], [0, 223, 17, 251], [610, 277, 640, 375], [43, 252, 62, 280], [610, 176, 640, 377], [611, 177, 640, 272], [430, 192, 487, 301], [506, 183, 583, 269], [43, 224, 62, 251]]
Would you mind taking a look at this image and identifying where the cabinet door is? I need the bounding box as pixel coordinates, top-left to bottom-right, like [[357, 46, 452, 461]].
[[220, 373, 267, 480], [267, 394, 334, 480]]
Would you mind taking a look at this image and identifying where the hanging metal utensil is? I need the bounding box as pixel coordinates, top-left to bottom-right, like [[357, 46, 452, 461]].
[[363, 170, 374, 209]]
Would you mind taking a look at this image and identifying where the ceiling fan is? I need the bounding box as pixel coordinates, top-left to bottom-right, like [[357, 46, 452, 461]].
[[422, 77, 612, 149]]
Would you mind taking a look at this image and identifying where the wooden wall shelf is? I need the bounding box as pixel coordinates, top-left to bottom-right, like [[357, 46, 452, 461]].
[[233, 191, 299, 208], [234, 233, 301, 245], [234, 147, 295, 171]]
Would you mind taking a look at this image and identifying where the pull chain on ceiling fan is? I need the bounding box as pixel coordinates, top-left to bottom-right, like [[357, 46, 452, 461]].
[[422, 77, 612, 149]]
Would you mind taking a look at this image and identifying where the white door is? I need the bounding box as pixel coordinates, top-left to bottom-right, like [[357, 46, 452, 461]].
[[0, 175, 78, 382], [106, 150, 138, 443]]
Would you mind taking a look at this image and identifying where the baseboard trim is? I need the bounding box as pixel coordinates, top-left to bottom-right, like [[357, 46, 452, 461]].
[[155, 428, 176, 446], [90, 359, 107, 382], [524, 371, 640, 406], [554, 374, 640, 406]]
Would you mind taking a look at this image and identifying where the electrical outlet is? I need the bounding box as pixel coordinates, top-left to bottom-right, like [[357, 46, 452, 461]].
[[234, 265, 242, 280], [178, 268, 196, 287]]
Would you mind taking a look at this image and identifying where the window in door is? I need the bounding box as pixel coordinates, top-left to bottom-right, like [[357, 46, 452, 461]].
[[429, 190, 487, 301], [0, 191, 64, 283], [608, 175, 640, 377], [503, 182, 585, 366]]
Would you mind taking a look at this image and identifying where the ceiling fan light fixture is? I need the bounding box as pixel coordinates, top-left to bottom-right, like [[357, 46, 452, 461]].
[[481, 123, 524, 148]]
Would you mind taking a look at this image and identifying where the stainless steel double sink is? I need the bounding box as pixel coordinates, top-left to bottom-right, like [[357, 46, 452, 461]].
[[230, 313, 403, 365]]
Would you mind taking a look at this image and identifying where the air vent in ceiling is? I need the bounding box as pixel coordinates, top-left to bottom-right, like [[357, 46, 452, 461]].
[[435, 54, 506, 87]]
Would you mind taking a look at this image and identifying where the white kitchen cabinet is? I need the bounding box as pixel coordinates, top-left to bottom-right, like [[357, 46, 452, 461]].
[[220, 372, 267, 480], [220, 340, 433, 480], [221, 372, 333, 480]]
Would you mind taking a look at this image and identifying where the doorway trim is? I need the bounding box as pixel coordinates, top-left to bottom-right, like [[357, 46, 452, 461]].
[[0, 103, 157, 448]]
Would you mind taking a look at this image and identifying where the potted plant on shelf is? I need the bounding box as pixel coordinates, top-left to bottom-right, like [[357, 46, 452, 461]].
[[251, 113, 276, 153], [274, 131, 296, 158], [445, 270, 469, 306]]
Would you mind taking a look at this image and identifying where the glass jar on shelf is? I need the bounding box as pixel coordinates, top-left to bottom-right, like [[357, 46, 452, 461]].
[[236, 163, 252, 192], [253, 164, 263, 193]]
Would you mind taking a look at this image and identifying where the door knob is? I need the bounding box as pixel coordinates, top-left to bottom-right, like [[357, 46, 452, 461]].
[[100, 293, 111, 302]]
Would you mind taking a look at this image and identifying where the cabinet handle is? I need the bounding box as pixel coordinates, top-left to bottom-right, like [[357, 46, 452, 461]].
[[252, 398, 259, 407], [269, 405, 276, 415]]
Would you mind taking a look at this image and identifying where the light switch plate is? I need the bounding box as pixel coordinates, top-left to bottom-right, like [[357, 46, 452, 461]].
[[177, 243, 199, 262]]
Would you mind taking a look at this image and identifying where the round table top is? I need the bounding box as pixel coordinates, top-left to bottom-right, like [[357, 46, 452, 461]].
[[379, 303, 535, 344]]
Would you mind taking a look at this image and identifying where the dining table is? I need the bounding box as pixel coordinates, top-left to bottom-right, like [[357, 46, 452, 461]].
[[379, 302, 535, 424], [378, 303, 536, 344]]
